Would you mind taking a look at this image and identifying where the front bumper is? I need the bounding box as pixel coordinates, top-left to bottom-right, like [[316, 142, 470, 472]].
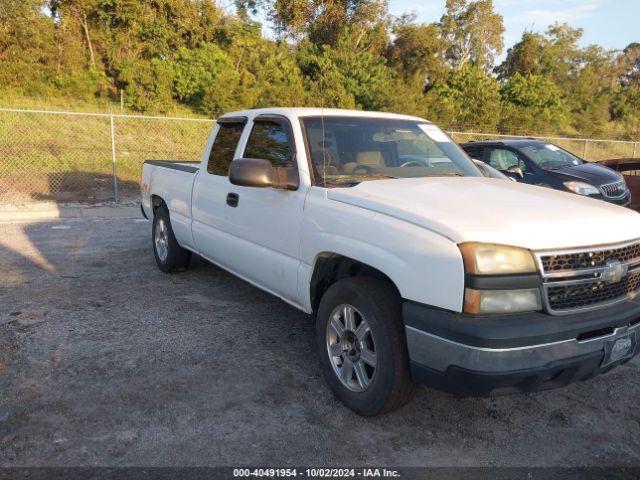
[[404, 299, 640, 396]]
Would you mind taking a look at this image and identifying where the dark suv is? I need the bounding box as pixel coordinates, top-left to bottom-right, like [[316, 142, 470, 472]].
[[460, 139, 631, 206]]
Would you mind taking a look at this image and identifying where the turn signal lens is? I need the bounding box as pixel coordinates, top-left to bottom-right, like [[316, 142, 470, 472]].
[[460, 243, 537, 275], [464, 288, 542, 314]]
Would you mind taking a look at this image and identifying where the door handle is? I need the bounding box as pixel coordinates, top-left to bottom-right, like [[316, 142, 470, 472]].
[[226, 192, 239, 207]]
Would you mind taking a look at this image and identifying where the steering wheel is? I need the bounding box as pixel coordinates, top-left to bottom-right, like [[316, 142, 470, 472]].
[[400, 160, 424, 167], [352, 164, 374, 175], [316, 149, 333, 166]]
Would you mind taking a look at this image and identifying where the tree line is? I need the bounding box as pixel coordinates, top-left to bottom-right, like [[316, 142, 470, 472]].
[[1, 0, 639, 139]]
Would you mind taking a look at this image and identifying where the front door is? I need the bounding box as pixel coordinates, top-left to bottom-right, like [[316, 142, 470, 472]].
[[195, 114, 307, 307]]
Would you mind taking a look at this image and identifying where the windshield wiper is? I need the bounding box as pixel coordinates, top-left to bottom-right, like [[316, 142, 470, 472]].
[[421, 172, 464, 177], [324, 175, 398, 184]]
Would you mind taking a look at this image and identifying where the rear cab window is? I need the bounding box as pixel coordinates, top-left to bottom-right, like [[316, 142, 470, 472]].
[[206, 120, 245, 176]]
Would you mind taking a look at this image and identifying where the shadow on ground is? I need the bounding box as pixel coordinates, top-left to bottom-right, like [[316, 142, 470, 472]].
[[0, 172, 140, 205]]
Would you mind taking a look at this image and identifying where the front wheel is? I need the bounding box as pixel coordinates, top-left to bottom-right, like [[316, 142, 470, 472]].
[[152, 205, 191, 273], [316, 277, 417, 416]]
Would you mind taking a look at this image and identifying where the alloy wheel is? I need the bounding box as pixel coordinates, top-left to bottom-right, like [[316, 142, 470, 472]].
[[326, 304, 377, 392]]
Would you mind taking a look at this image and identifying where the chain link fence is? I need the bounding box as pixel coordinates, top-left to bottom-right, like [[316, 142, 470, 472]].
[[0, 108, 638, 206], [0, 108, 213, 206]]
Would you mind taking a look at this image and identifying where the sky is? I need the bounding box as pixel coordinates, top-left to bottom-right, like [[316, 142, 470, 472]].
[[389, 0, 639, 57]]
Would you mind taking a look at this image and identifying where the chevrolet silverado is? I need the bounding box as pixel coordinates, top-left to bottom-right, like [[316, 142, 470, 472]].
[[141, 108, 640, 416]]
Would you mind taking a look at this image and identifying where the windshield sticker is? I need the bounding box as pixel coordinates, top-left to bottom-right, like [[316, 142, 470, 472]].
[[545, 144, 561, 151], [418, 124, 451, 143]]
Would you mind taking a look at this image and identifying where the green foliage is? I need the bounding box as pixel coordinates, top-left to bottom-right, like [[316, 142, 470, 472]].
[[500, 73, 562, 110], [296, 36, 393, 110], [499, 73, 569, 133], [611, 87, 640, 138], [119, 59, 175, 112], [496, 32, 545, 79], [387, 15, 447, 85], [52, 69, 110, 99], [0, 0, 637, 140], [428, 65, 501, 130], [440, 0, 505, 71], [173, 43, 235, 106], [269, 0, 388, 49]]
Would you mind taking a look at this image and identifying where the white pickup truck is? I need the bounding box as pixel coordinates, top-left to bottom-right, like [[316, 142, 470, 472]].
[[141, 108, 640, 416]]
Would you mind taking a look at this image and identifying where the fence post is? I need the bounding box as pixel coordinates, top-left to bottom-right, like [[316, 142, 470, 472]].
[[633, 142, 638, 159], [109, 112, 119, 203], [582, 139, 589, 160]]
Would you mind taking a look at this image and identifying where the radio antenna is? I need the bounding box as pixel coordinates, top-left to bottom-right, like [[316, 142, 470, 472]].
[[320, 67, 327, 187]]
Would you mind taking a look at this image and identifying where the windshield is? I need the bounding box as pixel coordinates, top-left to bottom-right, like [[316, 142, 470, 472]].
[[301, 116, 481, 187], [516, 143, 583, 170]]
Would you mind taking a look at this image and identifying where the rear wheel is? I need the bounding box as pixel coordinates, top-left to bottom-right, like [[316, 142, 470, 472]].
[[152, 205, 191, 272], [316, 276, 417, 416]]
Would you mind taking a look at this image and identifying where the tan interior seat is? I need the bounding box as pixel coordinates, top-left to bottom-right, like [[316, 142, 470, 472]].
[[356, 151, 383, 166], [344, 150, 383, 173]]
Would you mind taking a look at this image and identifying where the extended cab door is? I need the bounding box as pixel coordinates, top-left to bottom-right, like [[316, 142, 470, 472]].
[[192, 114, 307, 307], [192, 116, 246, 269]]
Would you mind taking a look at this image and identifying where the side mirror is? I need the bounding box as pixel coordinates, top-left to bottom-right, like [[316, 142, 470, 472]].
[[506, 166, 524, 179], [229, 158, 300, 190], [229, 158, 273, 188]]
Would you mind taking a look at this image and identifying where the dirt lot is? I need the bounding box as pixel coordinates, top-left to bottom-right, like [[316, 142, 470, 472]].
[[1, 214, 639, 467]]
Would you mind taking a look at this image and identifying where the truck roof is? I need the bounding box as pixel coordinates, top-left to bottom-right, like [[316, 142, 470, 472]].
[[219, 107, 432, 123]]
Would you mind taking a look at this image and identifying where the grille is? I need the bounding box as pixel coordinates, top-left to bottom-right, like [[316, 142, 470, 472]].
[[600, 180, 627, 198], [547, 269, 640, 311], [540, 242, 640, 273]]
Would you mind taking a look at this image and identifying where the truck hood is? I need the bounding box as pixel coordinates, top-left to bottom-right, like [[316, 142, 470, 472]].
[[327, 177, 640, 250]]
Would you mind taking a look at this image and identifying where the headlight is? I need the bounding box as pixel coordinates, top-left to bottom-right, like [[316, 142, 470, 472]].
[[460, 243, 541, 314], [464, 288, 542, 314], [459, 243, 537, 275], [563, 181, 599, 196]]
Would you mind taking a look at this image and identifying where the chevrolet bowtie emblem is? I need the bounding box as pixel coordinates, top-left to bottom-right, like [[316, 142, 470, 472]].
[[602, 260, 628, 284]]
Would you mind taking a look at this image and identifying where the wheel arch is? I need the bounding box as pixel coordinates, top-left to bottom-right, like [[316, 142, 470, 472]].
[[150, 194, 166, 214], [309, 252, 401, 315]]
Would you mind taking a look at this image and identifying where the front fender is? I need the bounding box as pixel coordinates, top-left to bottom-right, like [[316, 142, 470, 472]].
[[300, 191, 465, 312]]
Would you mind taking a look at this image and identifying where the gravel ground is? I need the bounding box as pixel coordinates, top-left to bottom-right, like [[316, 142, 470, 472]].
[[0, 215, 639, 467]]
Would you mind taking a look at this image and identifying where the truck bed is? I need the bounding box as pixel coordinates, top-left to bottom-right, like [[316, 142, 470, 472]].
[[144, 160, 200, 173], [140, 159, 202, 249]]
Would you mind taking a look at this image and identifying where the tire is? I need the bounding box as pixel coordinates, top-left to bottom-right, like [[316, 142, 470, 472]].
[[316, 276, 417, 416], [152, 204, 191, 273]]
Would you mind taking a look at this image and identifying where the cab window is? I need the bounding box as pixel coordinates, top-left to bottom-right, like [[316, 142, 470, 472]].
[[463, 145, 484, 161], [243, 120, 293, 167], [207, 123, 245, 175]]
